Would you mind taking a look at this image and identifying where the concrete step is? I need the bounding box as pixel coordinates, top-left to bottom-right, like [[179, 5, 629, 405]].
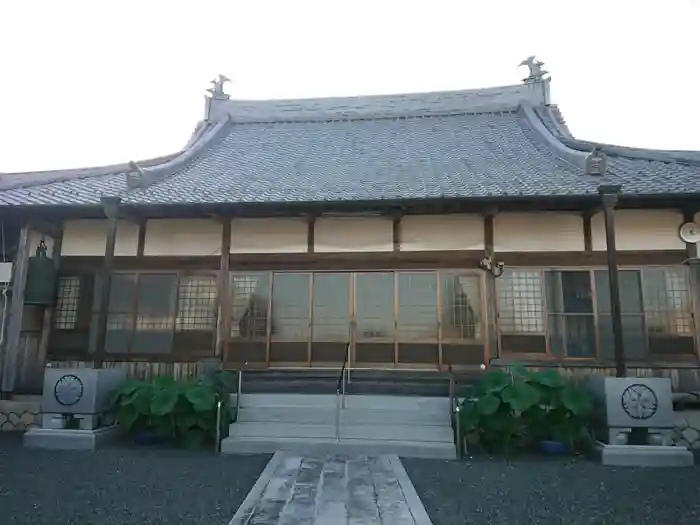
[[236, 405, 449, 426], [241, 380, 449, 396], [220, 436, 456, 459], [235, 393, 450, 412], [228, 422, 454, 442], [237, 369, 457, 396]]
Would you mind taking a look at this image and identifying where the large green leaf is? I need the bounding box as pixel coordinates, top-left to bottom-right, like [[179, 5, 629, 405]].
[[109, 379, 145, 407], [508, 363, 535, 381], [117, 404, 140, 431], [561, 386, 592, 416], [476, 371, 511, 394], [502, 382, 541, 412], [185, 385, 217, 413], [130, 385, 153, 415], [151, 388, 180, 416], [530, 370, 565, 389], [150, 415, 175, 438], [153, 375, 177, 389], [176, 410, 198, 431], [459, 408, 479, 434], [476, 394, 501, 415]]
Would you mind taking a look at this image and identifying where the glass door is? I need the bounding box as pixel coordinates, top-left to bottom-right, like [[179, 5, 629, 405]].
[[311, 273, 352, 365], [353, 272, 395, 367], [269, 272, 311, 365], [396, 272, 439, 366]]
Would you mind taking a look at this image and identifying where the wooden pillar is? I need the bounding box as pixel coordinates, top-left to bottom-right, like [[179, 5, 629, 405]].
[[306, 214, 315, 253], [598, 184, 626, 378], [217, 217, 232, 362], [93, 197, 121, 369], [482, 212, 497, 364], [36, 227, 63, 373], [391, 213, 402, 252], [0, 224, 31, 398], [582, 210, 593, 252], [682, 210, 700, 358]]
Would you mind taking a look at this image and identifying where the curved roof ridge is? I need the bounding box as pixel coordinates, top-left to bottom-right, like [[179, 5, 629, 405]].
[[210, 80, 550, 123], [0, 153, 178, 191], [535, 106, 700, 166], [519, 103, 587, 169], [126, 119, 230, 189], [0, 119, 228, 192]]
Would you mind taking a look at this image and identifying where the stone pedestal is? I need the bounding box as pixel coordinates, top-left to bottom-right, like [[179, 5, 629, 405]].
[[599, 444, 694, 467], [24, 425, 123, 450], [23, 367, 126, 450], [41, 367, 125, 429], [588, 376, 693, 467]]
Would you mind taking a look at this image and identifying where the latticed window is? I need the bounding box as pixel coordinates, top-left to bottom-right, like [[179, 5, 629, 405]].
[[54, 276, 81, 329], [440, 273, 481, 340], [52, 271, 219, 355], [176, 276, 218, 331], [496, 266, 696, 359], [498, 270, 545, 334], [231, 273, 270, 339]]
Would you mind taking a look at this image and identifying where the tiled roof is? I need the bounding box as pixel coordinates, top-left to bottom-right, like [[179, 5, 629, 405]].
[[1, 80, 698, 207]]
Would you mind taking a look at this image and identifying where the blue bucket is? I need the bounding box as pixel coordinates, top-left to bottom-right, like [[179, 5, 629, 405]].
[[538, 440, 570, 455]]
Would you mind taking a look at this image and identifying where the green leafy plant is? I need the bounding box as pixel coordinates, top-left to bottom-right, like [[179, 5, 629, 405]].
[[109, 370, 237, 449], [459, 365, 594, 454]]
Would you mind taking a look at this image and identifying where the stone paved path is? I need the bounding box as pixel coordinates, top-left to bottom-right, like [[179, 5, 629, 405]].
[[229, 453, 432, 525]]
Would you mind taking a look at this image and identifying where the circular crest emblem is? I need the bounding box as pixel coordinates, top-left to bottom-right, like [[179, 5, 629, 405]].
[[54, 374, 84, 407], [620, 383, 658, 420]]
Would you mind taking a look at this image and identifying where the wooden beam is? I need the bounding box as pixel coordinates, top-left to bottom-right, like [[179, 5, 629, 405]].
[[683, 210, 698, 260], [483, 212, 495, 257], [217, 217, 232, 360], [28, 217, 61, 239], [36, 228, 63, 376], [93, 197, 121, 369], [136, 218, 147, 257], [392, 213, 402, 252], [0, 224, 30, 398], [582, 210, 593, 252], [306, 215, 315, 253]]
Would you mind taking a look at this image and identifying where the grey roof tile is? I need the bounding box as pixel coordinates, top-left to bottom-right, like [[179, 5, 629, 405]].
[[0, 85, 699, 207]]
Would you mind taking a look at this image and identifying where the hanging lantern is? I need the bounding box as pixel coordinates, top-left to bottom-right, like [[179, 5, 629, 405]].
[[24, 240, 57, 306]]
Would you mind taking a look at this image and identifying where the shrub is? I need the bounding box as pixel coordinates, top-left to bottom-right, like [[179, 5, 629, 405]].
[[459, 365, 593, 454], [109, 371, 237, 449]]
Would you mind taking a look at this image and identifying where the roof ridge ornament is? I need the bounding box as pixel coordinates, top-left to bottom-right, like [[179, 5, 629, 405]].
[[207, 74, 231, 100], [519, 56, 549, 83], [126, 161, 147, 189], [586, 146, 608, 176]]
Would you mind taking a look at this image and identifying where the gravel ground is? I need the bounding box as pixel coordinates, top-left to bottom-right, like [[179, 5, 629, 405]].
[[0, 434, 271, 525], [403, 456, 700, 525]]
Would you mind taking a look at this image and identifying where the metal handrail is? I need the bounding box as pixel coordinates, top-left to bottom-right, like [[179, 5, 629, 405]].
[[237, 361, 247, 410], [335, 341, 352, 442], [447, 367, 463, 460]]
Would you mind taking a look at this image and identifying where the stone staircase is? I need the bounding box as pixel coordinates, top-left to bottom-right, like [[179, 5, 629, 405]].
[[234, 368, 478, 397], [220, 392, 457, 459]]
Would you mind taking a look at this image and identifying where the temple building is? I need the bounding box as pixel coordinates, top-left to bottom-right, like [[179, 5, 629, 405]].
[[1, 58, 700, 398]]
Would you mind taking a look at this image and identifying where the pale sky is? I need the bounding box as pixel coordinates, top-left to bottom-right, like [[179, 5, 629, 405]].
[[1, 0, 699, 173]]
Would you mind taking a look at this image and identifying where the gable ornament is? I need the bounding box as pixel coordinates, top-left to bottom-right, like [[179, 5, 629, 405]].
[[519, 56, 548, 83], [207, 74, 231, 99], [586, 146, 608, 176]]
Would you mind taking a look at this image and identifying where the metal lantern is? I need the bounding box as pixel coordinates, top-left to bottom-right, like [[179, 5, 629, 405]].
[[24, 240, 57, 306]]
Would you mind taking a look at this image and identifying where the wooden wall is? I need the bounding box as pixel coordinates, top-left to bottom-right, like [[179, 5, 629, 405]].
[[58, 210, 689, 257]]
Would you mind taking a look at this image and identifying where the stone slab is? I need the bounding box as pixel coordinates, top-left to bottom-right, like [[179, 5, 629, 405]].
[[228, 453, 433, 525], [600, 444, 694, 467], [221, 437, 456, 459], [23, 425, 123, 450]]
